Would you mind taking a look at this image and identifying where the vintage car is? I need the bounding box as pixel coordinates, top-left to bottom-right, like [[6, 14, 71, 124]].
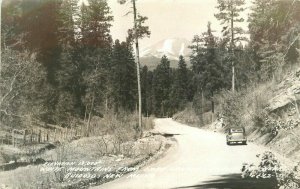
[[226, 127, 247, 145]]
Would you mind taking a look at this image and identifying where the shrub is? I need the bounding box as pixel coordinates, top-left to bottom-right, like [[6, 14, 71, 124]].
[[217, 90, 245, 127], [242, 151, 282, 180], [173, 104, 201, 126], [277, 162, 300, 189], [242, 151, 300, 189]]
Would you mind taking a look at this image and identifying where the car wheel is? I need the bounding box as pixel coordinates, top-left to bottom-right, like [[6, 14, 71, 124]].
[[227, 141, 230, 145], [243, 141, 247, 145]]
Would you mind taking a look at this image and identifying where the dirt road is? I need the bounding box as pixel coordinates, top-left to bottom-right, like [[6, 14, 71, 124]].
[[91, 118, 286, 189]]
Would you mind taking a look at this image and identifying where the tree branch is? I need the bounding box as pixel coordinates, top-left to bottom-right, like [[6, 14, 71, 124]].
[[0, 63, 28, 106]]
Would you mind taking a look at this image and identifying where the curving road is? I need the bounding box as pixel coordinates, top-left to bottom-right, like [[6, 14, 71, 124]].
[[91, 118, 287, 189]]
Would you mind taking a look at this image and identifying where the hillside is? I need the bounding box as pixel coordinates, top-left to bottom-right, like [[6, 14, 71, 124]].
[[249, 68, 300, 161]]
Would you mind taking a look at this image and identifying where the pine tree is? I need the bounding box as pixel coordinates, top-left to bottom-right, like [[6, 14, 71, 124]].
[[118, 0, 151, 136], [215, 0, 246, 92], [55, 49, 84, 122], [190, 23, 226, 118], [57, 0, 79, 49], [248, 0, 300, 80], [111, 40, 137, 112], [77, 0, 114, 135], [171, 56, 189, 110], [80, 0, 113, 114], [141, 66, 154, 116], [20, 0, 62, 84], [190, 34, 207, 92], [79, 0, 113, 49], [190, 34, 207, 124], [153, 55, 172, 117], [51, 0, 92, 124], [203, 23, 224, 113], [2, 0, 64, 123], [1, 0, 23, 50]]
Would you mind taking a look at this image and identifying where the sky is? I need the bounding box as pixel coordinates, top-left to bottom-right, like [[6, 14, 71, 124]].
[[106, 0, 251, 48]]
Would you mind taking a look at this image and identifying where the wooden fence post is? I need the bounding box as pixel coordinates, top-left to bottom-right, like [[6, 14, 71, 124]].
[[30, 129, 33, 143], [23, 130, 26, 145], [54, 129, 56, 142], [38, 129, 41, 143], [60, 130, 62, 142], [66, 128, 68, 140], [12, 130, 15, 146]]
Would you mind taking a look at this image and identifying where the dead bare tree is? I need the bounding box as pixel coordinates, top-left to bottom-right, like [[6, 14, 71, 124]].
[[118, 0, 150, 137], [132, 0, 143, 137], [1, 50, 45, 123]]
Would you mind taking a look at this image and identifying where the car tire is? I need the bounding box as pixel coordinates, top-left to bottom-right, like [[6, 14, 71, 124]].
[[227, 141, 230, 145], [243, 141, 247, 145]]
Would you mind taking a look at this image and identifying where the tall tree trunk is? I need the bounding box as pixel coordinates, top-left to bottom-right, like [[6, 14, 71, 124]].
[[0, 15, 3, 53], [232, 63, 235, 92], [211, 91, 214, 113], [84, 105, 88, 122], [294, 95, 300, 119], [211, 91, 214, 124], [105, 96, 108, 113], [132, 0, 143, 137], [231, 9, 235, 92], [86, 95, 95, 137], [200, 89, 204, 125]]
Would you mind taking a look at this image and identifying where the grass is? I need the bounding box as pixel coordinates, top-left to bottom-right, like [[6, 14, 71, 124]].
[[0, 112, 162, 189], [0, 133, 166, 189], [173, 103, 213, 127], [88, 112, 154, 139]]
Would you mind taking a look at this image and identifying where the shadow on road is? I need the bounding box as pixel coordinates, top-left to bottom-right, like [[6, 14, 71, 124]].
[[151, 132, 181, 137], [173, 174, 277, 189], [227, 143, 248, 146]]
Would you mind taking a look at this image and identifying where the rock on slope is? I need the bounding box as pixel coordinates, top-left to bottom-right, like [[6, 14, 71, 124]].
[[267, 69, 300, 113], [252, 68, 300, 161]]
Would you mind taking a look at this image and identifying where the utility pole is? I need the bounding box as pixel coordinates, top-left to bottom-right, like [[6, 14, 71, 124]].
[[132, 0, 142, 137]]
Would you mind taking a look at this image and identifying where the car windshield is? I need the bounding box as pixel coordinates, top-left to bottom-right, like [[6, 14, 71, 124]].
[[231, 129, 244, 133]]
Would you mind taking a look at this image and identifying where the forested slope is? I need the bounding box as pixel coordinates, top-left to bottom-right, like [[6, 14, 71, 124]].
[[173, 0, 300, 160]]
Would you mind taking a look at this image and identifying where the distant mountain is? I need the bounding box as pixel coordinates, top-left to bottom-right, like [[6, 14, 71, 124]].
[[141, 38, 192, 60], [140, 38, 192, 69]]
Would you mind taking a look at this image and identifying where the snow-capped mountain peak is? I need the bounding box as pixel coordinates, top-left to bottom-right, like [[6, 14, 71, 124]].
[[157, 39, 175, 55], [141, 38, 191, 60]]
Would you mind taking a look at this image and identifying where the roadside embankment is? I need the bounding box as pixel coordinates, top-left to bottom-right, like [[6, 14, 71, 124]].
[[174, 68, 300, 162]]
